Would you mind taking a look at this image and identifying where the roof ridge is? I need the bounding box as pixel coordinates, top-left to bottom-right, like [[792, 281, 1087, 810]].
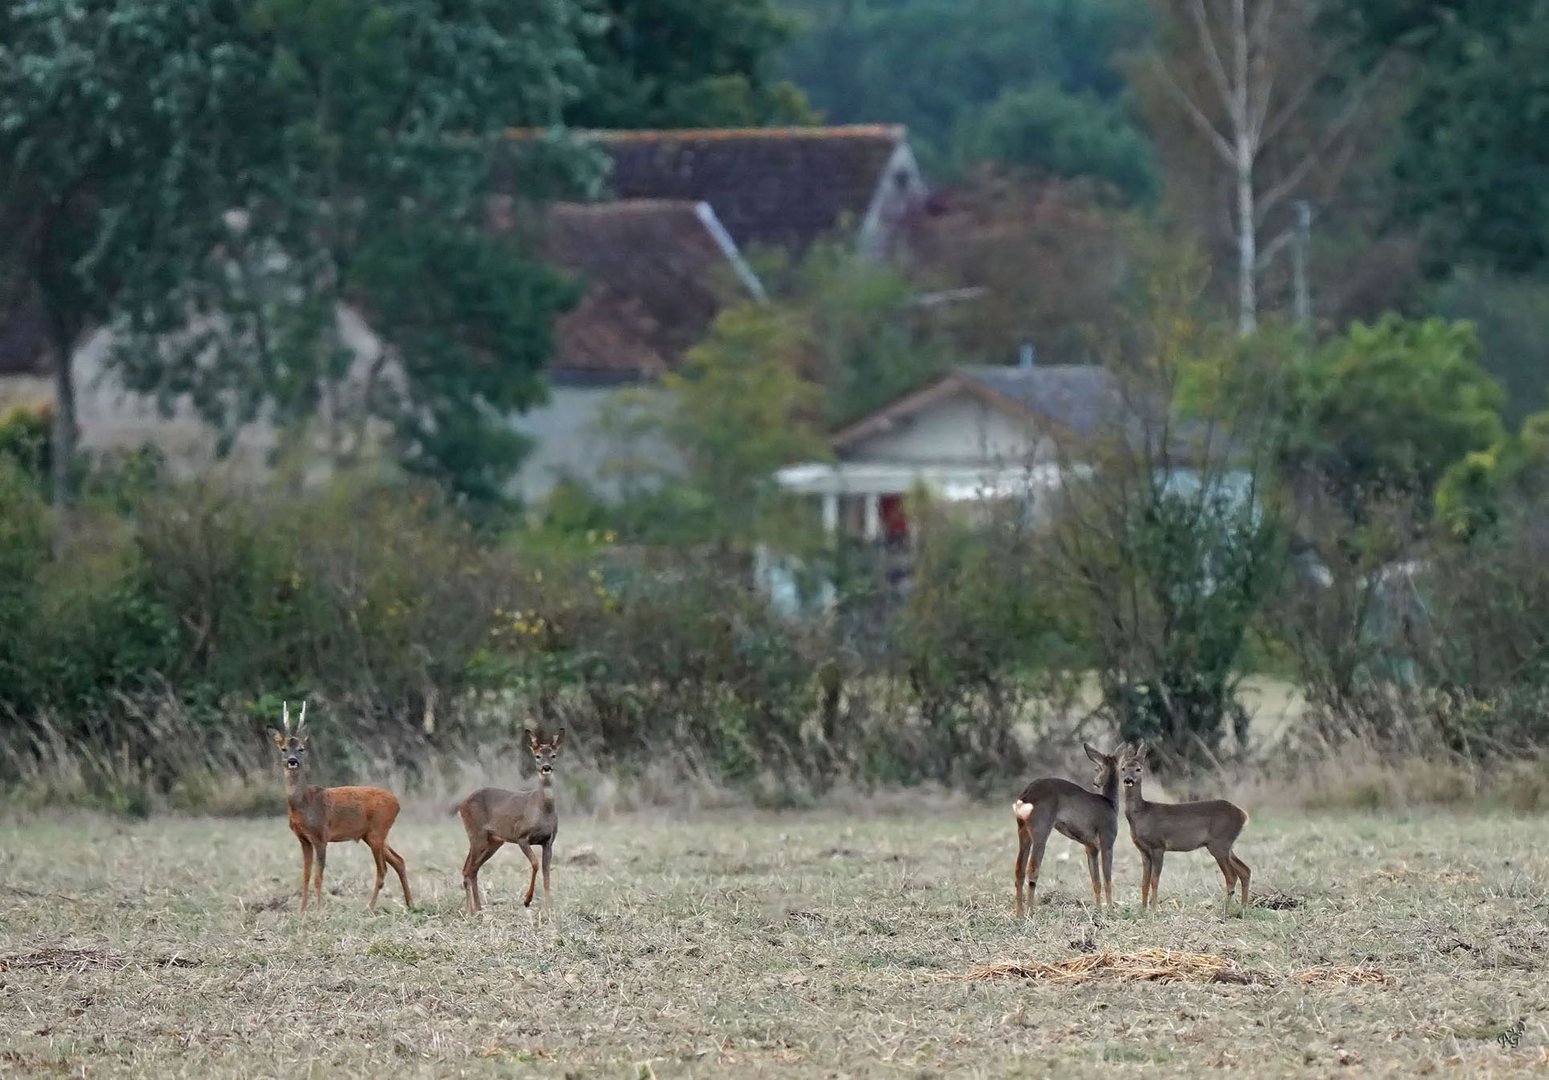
[[504, 124, 907, 143]]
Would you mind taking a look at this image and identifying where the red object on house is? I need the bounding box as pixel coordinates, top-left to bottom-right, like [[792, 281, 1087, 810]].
[[879, 493, 909, 541]]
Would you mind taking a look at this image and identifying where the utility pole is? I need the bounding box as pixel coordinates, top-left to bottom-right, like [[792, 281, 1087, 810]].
[[1292, 200, 1313, 330]]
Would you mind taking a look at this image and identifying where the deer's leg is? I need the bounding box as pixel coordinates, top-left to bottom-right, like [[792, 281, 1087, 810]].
[[465, 838, 501, 913], [312, 842, 327, 907], [385, 844, 411, 908], [1230, 854, 1251, 908], [1013, 821, 1032, 918], [1148, 850, 1165, 909], [1136, 846, 1153, 908], [517, 841, 539, 908], [366, 841, 387, 911], [1100, 842, 1114, 909], [1084, 844, 1102, 907], [1024, 821, 1051, 910], [299, 839, 314, 912], [540, 839, 553, 920], [1207, 843, 1237, 899]]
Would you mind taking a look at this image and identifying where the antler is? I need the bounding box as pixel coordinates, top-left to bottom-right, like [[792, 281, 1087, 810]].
[[282, 701, 292, 736], [296, 700, 308, 735]]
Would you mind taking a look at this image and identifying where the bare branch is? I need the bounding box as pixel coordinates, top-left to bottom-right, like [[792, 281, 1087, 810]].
[[1188, 0, 1238, 121], [1152, 59, 1238, 166], [1255, 224, 1295, 270], [1257, 57, 1389, 218]]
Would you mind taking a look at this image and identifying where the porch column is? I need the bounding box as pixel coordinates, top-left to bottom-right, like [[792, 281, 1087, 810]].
[[863, 494, 881, 542], [821, 493, 839, 539]]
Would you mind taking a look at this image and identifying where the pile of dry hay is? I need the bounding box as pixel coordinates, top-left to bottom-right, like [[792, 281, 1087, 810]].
[[946, 949, 1389, 987]]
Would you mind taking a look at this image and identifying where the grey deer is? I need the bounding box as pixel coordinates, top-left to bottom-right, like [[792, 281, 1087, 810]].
[[268, 701, 412, 911], [1117, 743, 1251, 911], [455, 727, 563, 917], [1012, 744, 1121, 916]]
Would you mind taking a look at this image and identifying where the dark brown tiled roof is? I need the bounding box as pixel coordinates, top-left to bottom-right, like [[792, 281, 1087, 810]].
[[523, 199, 754, 378], [506, 126, 911, 253]]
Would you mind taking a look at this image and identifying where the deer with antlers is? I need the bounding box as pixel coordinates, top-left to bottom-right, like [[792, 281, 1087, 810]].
[[268, 701, 412, 911]]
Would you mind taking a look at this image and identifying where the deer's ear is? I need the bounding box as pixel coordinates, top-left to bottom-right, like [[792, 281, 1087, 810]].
[[268, 728, 287, 749], [525, 727, 538, 749], [551, 728, 564, 749], [1084, 743, 1105, 765]]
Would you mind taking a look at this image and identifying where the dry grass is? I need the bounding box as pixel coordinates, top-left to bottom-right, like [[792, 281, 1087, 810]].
[[1, 804, 1547, 1076]]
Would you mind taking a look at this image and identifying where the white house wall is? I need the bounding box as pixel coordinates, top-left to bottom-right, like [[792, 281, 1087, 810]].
[[841, 390, 1048, 468]]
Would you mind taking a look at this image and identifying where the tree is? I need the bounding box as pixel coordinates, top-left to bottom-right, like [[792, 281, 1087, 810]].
[[752, 242, 951, 426], [1134, 0, 1389, 334], [109, 0, 600, 506], [898, 168, 1145, 365], [573, 0, 814, 128], [2, 0, 602, 508], [600, 304, 827, 554], [777, 0, 1148, 176], [1282, 316, 1505, 510], [1048, 258, 1286, 761], [0, 1, 275, 505], [955, 82, 1155, 203], [1327, 0, 1549, 275], [1436, 411, 1549, 542]]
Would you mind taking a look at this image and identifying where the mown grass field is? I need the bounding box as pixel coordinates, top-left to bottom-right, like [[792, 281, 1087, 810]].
[[1, 803, 1546, 1077]]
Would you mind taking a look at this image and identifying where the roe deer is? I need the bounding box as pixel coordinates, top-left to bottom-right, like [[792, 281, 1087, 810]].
[[455, 727, 563, 918], [1012, 744, 1120, 916], [268, 701, 412, 911], [1116, 743, 1251, 911]]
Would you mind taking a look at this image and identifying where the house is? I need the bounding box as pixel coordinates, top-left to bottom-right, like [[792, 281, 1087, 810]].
[[776, 360, 1129, 543], [0, 124, 931, 501], [775, 358, 1234, 545]]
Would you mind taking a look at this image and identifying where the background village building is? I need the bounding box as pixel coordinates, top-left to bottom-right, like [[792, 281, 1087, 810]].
[[0, 125, 930, 501]]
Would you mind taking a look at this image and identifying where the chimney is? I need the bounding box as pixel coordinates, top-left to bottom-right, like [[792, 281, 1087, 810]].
[[1018, 340, 1036, 370]]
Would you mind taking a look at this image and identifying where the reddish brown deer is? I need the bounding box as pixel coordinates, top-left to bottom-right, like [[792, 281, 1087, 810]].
[[455, 728, 563, 918], [1012, 744, 1120, 916], [1117, 743, 1251, 911], [268, 701, 412, 911]]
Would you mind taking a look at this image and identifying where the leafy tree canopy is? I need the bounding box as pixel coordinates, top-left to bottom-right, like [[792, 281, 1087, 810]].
[[1327, 0, 1549, 274], [573, 0, 815, 128], [1282, 315, 1505, 502], [776, 0, 1151, 185]]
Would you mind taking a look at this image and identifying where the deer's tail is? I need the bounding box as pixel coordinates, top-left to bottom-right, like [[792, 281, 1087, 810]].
[[1012, 799, 1035, 823]]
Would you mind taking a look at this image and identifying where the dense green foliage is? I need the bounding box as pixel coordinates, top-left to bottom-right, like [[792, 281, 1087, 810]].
[[572, 0, 814, 127], [1329, 0, 1549, 275], [776, 0, 1152, 184]]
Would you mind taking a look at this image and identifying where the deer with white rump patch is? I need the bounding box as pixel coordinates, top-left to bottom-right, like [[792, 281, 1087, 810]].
[[1116, 742, 1251, 911], [1012, 744, 1120, 916], [268, 701, 412, 911]]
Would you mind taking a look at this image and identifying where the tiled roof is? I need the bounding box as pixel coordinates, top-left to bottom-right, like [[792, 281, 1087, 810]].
[[522, 199, 757, 378], [957, 365, 1127, 440], [505, 126, 911, 252]]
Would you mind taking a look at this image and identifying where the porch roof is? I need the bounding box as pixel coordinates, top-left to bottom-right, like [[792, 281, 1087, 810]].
[[774, 461, 1076, 502]]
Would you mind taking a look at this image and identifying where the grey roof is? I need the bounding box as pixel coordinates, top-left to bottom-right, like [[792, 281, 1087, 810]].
[[958, 363, 1233, 466], [957, 364, 1129, 439]]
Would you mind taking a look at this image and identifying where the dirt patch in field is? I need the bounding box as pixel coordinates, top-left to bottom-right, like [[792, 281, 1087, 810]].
[[949, 949, 1389, 987]]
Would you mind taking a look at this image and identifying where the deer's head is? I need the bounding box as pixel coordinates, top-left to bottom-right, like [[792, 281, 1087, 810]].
[[1117, 742, 1147, 790], [526, 726, 564, 777], [1084, 743, 1118, 791], [268, 701, 310, 774]]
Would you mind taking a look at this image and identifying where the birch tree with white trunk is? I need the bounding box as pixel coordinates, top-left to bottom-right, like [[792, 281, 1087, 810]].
[[1144, 0, 1386, 335]]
